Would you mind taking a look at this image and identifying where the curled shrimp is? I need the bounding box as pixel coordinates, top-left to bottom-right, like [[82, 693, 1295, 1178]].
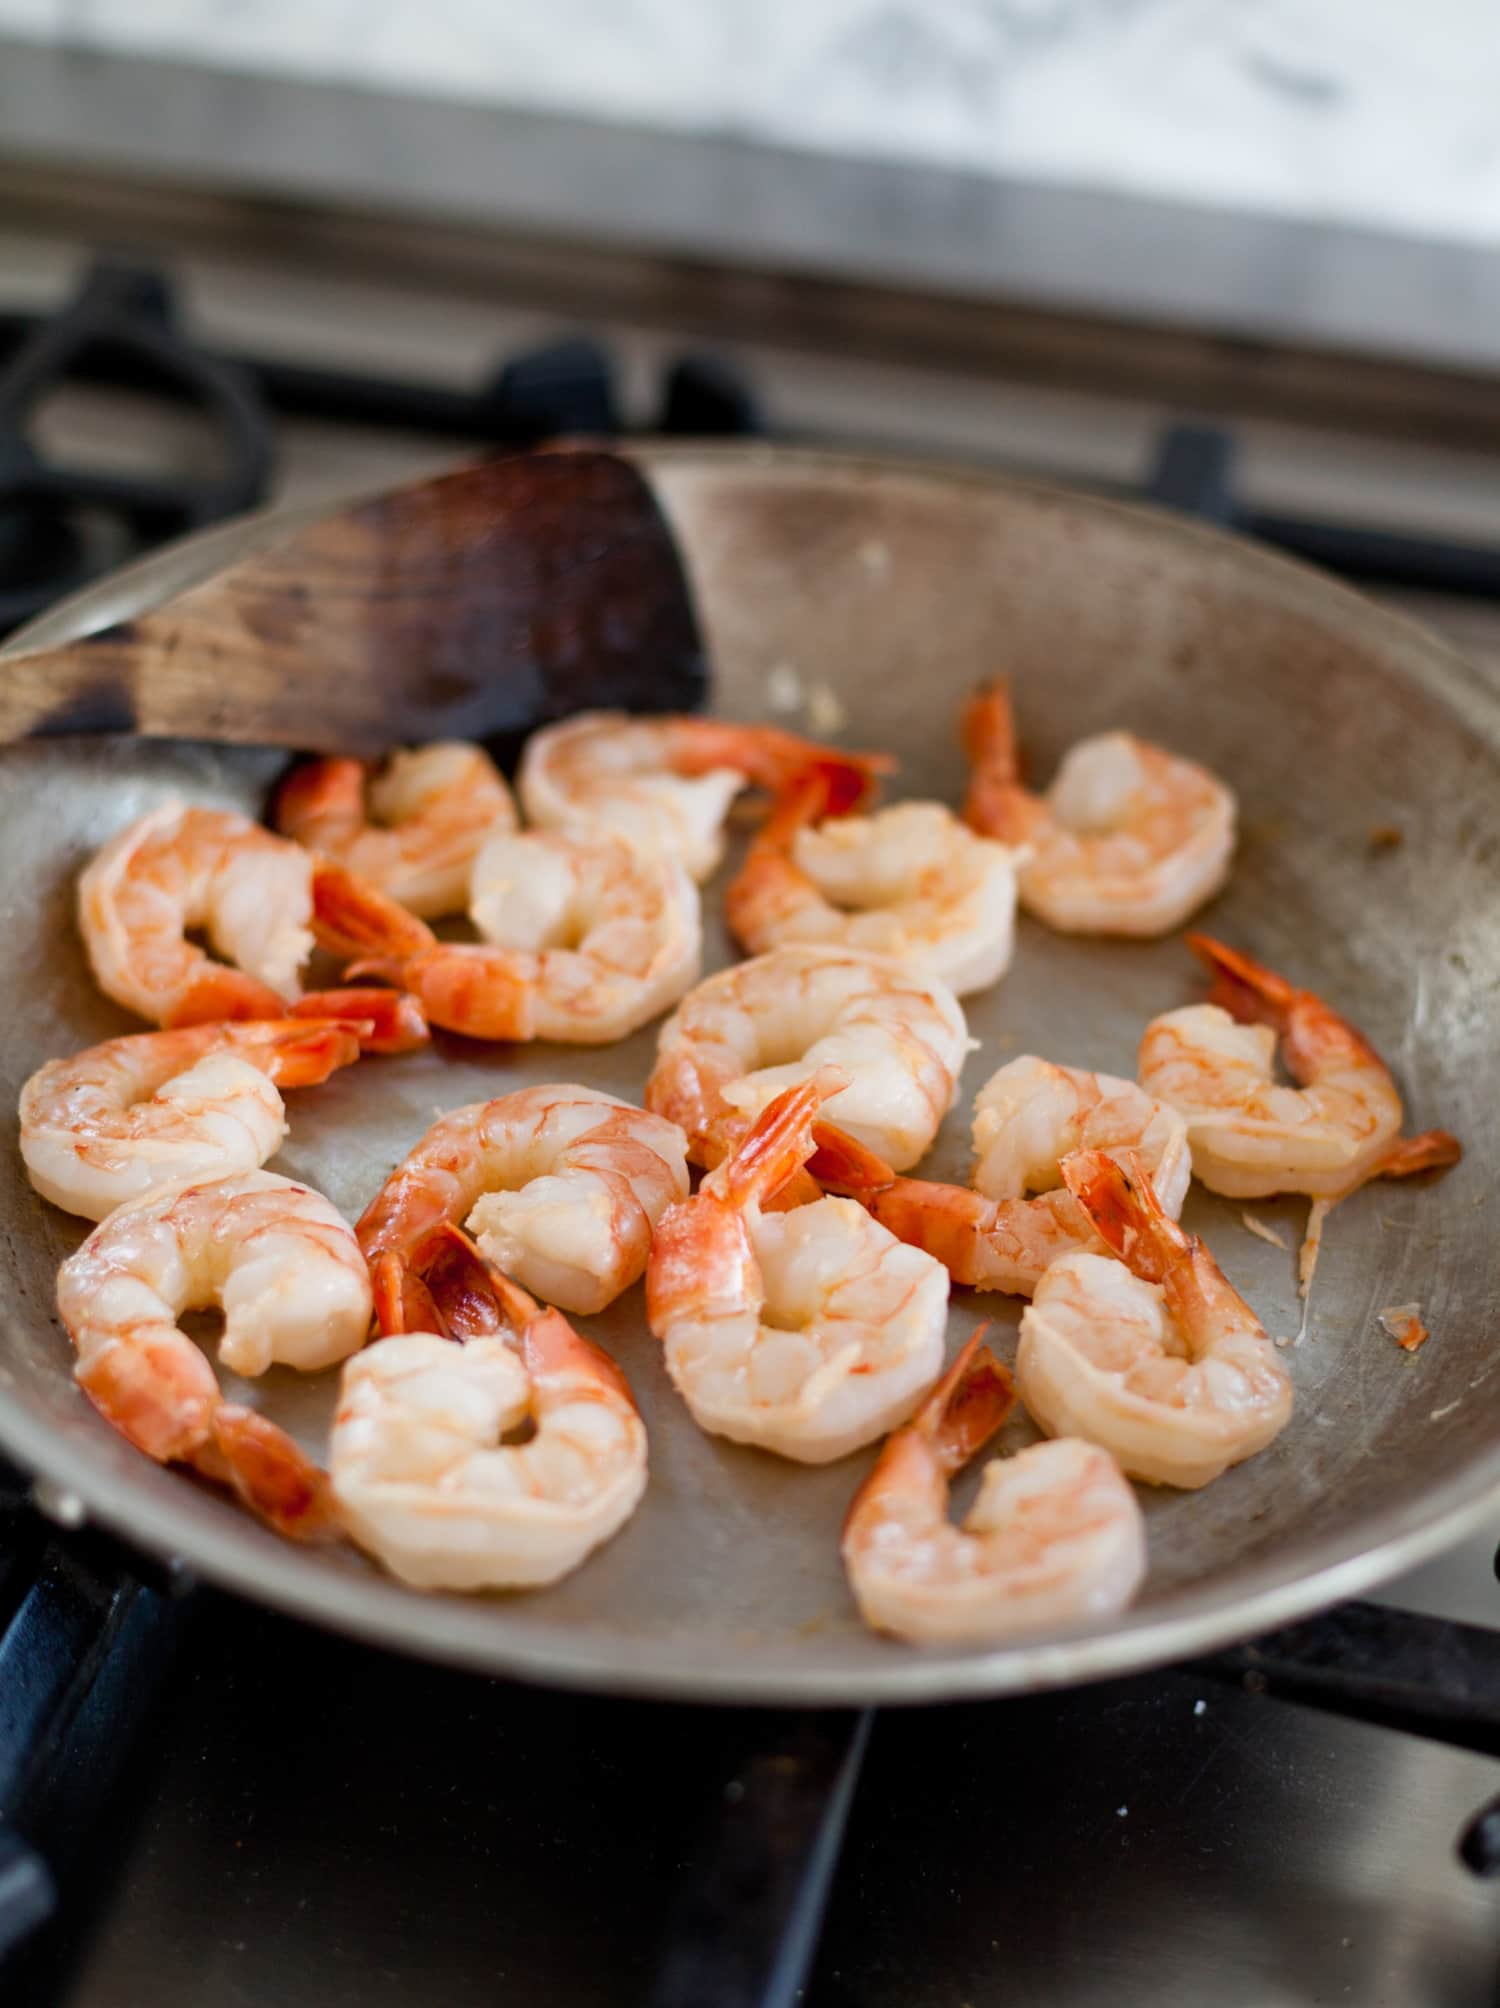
[[725, 765, 1021, 997], [1017, 1150, 1293, 1489], [20, 1017, 371, 1220], [962, 679, 1235, 936], [273, 741, 517, 918], [842, 1329, 1146, 1644], [358, 1084, 689, 1321], [517, 710, 889, 882], [647, 1072, 950, 1463], [1137, 934, 1462, 1199], [646, 944, 967, 1175], [78, 800, 434, 1027], [356, 827, 701, 1044], [331, 1226, 647, 1590], [810, 1054, 1190, 1296], [55, 1169, 374, 1537]]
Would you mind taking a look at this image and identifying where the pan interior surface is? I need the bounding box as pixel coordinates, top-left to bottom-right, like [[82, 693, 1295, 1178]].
[[0, 445, 1496, 1705]]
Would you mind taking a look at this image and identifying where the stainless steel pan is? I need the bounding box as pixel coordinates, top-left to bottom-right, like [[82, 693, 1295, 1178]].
[[0, 444, 1494, 1705]]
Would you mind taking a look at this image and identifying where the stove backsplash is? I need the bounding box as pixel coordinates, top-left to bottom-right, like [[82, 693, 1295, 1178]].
[[2, 0, 1496, 249]]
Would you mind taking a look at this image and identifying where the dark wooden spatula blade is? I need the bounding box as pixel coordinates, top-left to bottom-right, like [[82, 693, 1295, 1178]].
[[0, 449, 708, 757]]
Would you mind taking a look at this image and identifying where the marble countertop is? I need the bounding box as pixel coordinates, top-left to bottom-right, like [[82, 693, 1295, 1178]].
[[3, 13, 1500, 374]]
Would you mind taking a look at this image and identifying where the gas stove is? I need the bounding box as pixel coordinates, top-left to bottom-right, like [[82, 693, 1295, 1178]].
[[3, 247, 1500, 2008]]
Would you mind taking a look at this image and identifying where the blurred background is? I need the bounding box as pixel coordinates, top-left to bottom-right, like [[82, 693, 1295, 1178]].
[[2, 1, 1500, 557]]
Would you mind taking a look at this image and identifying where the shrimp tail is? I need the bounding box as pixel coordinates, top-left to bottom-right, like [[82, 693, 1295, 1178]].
[[196, 1403, 340, 1541], [960, 678, 1037, 844], [805, 1122, 897, 1197], [1187, 933, 1383, 1077], [844, 1328, 1013, 1540], [671, 721, 891, 806], [1379, 1128, 1464, 1179], [310, 858, 437, 962], [715, 1068, 851, 1209], [916, 1326, 1018, 1475], [371, 1247, 446, 1338], [251, 1020, 363, 1087], [292, 986, 430, 1054], [350, 947, 536, 1043], [1061, 1147, 1184, 1285], [398, 1223, 635, 1402]]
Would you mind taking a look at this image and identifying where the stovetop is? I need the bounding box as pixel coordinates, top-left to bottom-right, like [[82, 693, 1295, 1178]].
[[3, 243, 1500, 2008]]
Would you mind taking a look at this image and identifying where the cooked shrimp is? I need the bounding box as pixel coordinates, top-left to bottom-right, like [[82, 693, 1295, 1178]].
[[1016, 1150, 1293, 1488], [517, 710, 889, 882], [331, 1232, 647, 1590], [78, 800, 434, 1026], [646, 944, 967, 1174], [810, 1054, 1190, 1296], [962, 679, 1235, 936], [842, 1329, 1146, 1643], [725, 766, 1021, 996], [358, 1084, 689, 1320], [647, 1072, 949, 1462], [21, 1018, 367, 1220], [272, 741, 517, 918], [357, 827, 700, 1044], [55, 1169, 373, 1536], [1137, 934, 1462, 1199]]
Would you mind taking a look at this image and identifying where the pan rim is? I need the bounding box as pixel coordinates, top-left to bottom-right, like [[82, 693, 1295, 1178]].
[[3, 438, 1498, 1704]]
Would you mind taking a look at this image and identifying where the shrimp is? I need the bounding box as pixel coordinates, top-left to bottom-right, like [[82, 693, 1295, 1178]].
[[842, 1329, 1146, 1644], [78, 800, 434, 1027], [647, 1072, 950, 1462], [962, 679, 1235, 936], [1016, 1151, 1293, 1488], [810, 1054, 1190, 1297], [357, 828, 701, 1044], [21, 1017, 367, 1220], [330, 1228, 647, 1590], [272, 741, 517, 918], [55, 1169, 373, 1536], [646, 944, 967, 1174], [517, 710, 889, 882], [358, 1084, 689, 1320], [725, 765, 1021, 997], [1137, 934, 1462, 1199]]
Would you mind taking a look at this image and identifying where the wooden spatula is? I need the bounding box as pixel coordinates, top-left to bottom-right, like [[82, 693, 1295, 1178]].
[[0, 449, 707, 758]]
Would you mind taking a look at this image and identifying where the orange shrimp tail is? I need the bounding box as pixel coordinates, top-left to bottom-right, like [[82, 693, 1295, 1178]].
[[1380, 1128, 1464, 1179], [310, 858, 436, 962], [1187, 934, 1383, 1079], [292, 986, 430, 1054], [805, 1122, 897, 1197], [961, 678, 1020, 781], [370, 1247, 445, 1337], [846, 1328, 1014, 1536], [197, 1403, 340, 1541], [253, 1020, 362, 1088], [916, 1326, 1018, 1475], [960, 678, 1036, 843], [670, 720, 892, 804], [272, 757, 366, 844], [717, 1068, 851, 1208], [163, 967, 292, 1028], [1061, 1147, 1183, 1285], [358, 947, 535, 1042]]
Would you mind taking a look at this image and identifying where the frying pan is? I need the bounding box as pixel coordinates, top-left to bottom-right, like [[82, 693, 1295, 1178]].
[[0, 443, 1494, 1706]]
